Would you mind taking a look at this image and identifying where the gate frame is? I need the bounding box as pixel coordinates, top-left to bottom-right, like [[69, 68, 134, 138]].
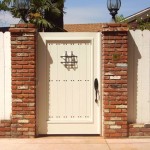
[[36, 32, 102, 135]]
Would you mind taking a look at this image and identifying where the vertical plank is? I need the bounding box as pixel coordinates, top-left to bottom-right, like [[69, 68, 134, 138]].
[[72, 42, 80, 119], [86, 42, 92, 119], [0, 32, 5, 119], [57, 42, 66, 119], [65, 43, 74, 119], [79, 43, 87, 119], [4, 32, 11, 119], [48, 43, 58, 120]]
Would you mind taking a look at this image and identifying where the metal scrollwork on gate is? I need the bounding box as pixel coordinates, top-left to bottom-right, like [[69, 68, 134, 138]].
[[60, 51, 78, 70]]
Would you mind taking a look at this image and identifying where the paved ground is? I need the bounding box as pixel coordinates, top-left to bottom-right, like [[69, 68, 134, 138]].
[[0, 136, 150, 150]]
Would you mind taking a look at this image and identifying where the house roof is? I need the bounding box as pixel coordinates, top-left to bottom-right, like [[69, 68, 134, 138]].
[[64, 23, 103, 32], [123, 7, 150, 23]]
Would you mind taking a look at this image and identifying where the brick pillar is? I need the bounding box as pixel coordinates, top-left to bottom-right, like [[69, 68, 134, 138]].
[[102, 24, 128, 138], [0, 120, 11, 138], [9, 24, 37, 138]]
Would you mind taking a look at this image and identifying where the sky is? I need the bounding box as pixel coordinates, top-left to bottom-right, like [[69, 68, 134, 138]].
[[64, 0, 150, 24], [0, 0, 150, 27]]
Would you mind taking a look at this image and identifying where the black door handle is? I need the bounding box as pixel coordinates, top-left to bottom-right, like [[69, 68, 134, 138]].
[[94, 78, 98, 103]]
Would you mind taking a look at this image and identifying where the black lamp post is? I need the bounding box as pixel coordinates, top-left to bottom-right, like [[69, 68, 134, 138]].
[[15, 0, 30, 23], [107, 0, 121, 22]]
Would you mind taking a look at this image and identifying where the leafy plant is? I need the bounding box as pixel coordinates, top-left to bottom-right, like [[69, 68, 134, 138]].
[[135, 18, 150, 30], [115, 14, 125, 23], [0, 0, 65, 31], [116, 14, 150, 30]]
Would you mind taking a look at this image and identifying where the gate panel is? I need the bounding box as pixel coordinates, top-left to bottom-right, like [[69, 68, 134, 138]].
[[37, 33, 101, 134], [48, 41, 93, 123]]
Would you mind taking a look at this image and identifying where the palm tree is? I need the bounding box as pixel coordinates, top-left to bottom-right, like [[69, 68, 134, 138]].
[[0, 0, 65, 31], [44, 0, 64, 31]]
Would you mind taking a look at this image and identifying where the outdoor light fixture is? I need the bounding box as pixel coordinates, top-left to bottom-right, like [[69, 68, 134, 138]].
[[107, 0, 121, 22], [15, 0, 30, 23]]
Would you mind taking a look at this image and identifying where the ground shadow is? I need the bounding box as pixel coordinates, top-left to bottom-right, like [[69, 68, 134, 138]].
[[128, 31, 141, 123], [36, 34, 52, 135]]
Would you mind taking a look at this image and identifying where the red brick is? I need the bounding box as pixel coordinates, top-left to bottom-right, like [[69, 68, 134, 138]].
[[110, 109, 122, 113], [15, 61, 29, 65], [22, 107, 35, 111], [122, 125, 128, 129], [116, 113, 127, 117], [116, 121, 127, 125], [12, 90, 22, 94], [12, 57, 23, 61], [24, 115, 35, 119], [131, 132, 144, 136], [22, 124, 36, 128], [104, 113, 116, 117], [141, 128, 150, 132], [22, 41, 35, 45], [104, 105, 116, 109], [110, 133, 122, 137], [144, 132, 150, 136], [12, 65, 23, 69]]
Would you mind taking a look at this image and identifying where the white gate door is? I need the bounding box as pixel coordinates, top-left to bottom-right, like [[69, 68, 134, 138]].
[[37, 33, 101, 134]]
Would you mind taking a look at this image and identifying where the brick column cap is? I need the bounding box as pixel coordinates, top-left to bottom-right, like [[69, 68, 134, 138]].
[[9, 24, 36, 33], [102, 23, 128, 32]]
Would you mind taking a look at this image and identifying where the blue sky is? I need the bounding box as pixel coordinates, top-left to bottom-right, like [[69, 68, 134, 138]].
[[0, 0, 150, 27], [64, 0, 150, 24]]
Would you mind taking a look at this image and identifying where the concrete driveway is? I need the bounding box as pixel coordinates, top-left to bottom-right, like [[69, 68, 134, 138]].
[[0, 136, 150, 150]]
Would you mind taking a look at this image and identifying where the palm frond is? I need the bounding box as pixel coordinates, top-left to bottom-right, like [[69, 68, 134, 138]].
[[0, 0, 65, 31]]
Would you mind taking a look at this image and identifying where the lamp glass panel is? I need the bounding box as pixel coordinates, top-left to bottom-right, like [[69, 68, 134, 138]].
[[107, 0, 121, 9]]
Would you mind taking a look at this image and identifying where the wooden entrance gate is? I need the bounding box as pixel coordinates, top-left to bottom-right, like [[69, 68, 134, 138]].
[[37, 33, 101, 134]]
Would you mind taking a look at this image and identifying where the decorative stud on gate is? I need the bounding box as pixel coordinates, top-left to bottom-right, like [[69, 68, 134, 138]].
[[61, 51, 78, 70]]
